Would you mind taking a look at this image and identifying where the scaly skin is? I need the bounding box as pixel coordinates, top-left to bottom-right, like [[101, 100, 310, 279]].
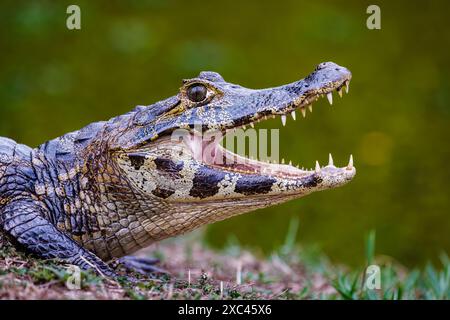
[[0, 62, 355, 278]]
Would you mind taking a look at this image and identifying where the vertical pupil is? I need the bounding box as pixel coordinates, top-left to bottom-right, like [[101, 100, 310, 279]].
[[188, 85, 207, 102]]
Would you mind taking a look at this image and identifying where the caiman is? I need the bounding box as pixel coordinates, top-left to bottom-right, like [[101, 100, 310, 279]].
[[0, 62, 355, 279]]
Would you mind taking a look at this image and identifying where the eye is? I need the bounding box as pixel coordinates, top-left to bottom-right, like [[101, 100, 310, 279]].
[[187, 84, 207, 102]]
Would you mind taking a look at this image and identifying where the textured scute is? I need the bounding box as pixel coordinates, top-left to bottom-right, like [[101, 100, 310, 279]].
[[0, 138, 16, 180], [0, 137, 32, 160], [154, 158, 184, 177], [198, 71, 225, 82], [190, 166, 227, 199], [235, 175, 276, 195], [0, 137, 33, 187], [0, 137, 17, 156]]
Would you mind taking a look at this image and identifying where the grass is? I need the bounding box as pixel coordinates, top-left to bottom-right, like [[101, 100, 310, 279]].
[[329, 230, 449, 300], [0, 226, 448, 300]]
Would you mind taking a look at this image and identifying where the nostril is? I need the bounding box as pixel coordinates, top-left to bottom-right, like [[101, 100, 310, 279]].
[[316, 62, 328, 70]]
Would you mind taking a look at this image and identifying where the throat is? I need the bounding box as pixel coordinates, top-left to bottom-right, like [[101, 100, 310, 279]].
[[185, 132, 313, 178]]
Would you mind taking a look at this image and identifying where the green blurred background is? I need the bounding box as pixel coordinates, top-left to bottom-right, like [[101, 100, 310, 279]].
[[1, 0, 449, 267]]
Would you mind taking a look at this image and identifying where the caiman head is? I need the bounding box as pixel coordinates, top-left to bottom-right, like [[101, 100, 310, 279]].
[[106, 61, 355, 235]]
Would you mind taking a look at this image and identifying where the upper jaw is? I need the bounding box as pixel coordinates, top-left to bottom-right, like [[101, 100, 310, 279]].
[[226, 62, 352, 131], [116, 62, 351, 150]]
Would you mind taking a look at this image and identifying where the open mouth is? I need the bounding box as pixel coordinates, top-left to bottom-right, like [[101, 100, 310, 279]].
[[185, 76, 355, 180]]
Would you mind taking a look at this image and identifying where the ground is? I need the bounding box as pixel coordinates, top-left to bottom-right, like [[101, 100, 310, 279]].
[[0, 229, 448, 300], [0, 231, 335, 299]]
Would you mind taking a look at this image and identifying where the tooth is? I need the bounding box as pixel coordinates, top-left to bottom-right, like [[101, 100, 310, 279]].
[[328, 153, 334, 166], [337, 88, 343, 97], [272, 115, 276, 119], [282, 158, 285, 164], [347, 154, 354, 169], [281, 115, 287, 126], [291, 111, 296, 120], [308, 104, 313, 113], [296, 164, 299, 168], [289, 160, 292, 166], [242, 125, 247, 130], [301, 108, 306, 118], [250, 122, 254, 128], [326, 92, 333, 105], [345, 81, 350, 93], [315, 161, 321, 172]]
